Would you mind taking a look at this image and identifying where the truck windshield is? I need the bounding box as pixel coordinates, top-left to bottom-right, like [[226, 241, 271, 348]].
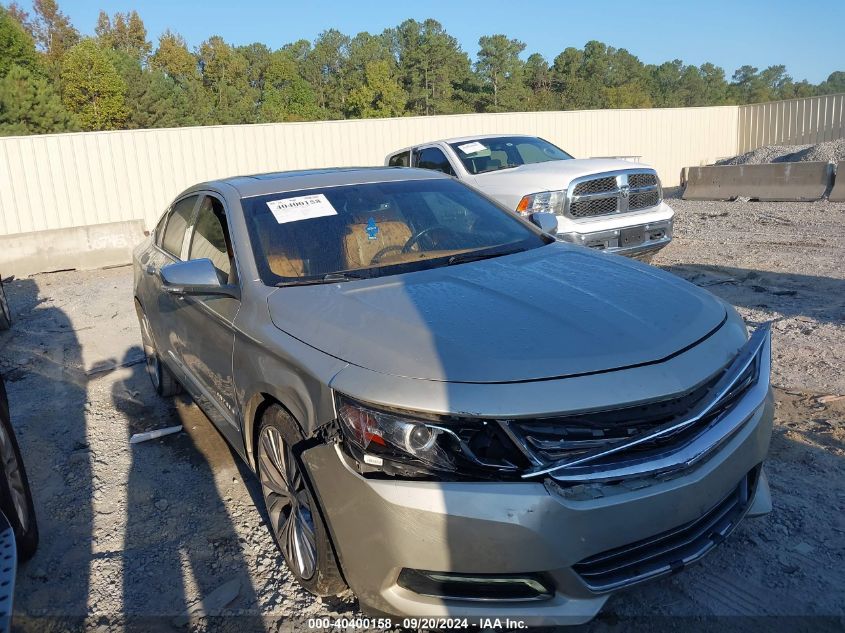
[[242, 177, 549, 285], [448, 136, 573, 175]]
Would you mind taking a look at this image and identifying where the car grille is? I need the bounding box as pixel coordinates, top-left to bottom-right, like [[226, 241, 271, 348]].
[[564, 170, 662, 219], [573, 467, 759, 592], [504, 323, 771, 484], [572, 177, 617, 196], [570, 197, 619, 218]]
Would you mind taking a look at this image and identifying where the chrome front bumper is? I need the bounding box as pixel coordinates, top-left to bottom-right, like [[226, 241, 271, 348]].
[[302, 387, 774, 625], [558, 218, 673, 257]]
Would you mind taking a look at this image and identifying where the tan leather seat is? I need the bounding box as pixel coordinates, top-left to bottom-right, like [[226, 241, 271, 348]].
[[343, 218, 412, 269], [264, 227, 306, 277]]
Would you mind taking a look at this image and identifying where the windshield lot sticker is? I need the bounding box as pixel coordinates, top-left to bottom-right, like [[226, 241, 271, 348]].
[[366, 217, 379, 240], [457, 141, 487, 154], [266, 194, 338, 224]]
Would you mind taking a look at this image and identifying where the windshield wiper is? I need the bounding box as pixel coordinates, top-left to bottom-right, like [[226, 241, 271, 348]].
[[447, 247, 525, 267], [275, 270, 369, 287]]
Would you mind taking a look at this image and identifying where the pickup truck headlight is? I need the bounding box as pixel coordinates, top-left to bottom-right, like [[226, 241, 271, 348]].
[[335, 395, 527, 478], [516, 190, 566, 216]]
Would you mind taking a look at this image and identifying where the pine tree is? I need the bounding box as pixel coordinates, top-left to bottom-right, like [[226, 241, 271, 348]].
[[0, 64, 77, 135]]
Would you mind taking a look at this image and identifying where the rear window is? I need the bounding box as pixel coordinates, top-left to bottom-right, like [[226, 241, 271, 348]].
[[161, 196, 198, 258], [388, 151, 410, 167], [241, 178, 546, 285]]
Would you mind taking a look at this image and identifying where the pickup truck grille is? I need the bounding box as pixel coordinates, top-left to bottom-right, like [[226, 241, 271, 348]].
[[565, 170, 662, 219]]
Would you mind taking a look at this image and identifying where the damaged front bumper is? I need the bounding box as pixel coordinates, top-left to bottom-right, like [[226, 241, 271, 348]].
[[302, 386, 773, 625]]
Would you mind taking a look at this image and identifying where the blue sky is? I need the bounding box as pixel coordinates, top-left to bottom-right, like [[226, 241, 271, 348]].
[[37, 0, 844, 83]]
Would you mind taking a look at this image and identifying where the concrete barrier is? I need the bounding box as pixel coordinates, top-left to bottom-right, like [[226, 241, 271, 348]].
[[0, 220, 145, 278], [830, 162, 845, 202], [682, 162, 833, 201]]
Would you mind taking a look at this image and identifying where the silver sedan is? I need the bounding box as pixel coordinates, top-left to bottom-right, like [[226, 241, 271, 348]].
[[133, 167, 773, 625]]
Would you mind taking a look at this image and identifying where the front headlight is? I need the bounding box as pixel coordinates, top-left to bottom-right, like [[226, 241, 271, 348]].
[[335, 395, 527, 478], [515, 190, 567, 216]]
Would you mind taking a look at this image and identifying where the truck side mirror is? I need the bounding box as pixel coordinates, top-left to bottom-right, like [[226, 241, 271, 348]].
[[529, 212, 558, 235]]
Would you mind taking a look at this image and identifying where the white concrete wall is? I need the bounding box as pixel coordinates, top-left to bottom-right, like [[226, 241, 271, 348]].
[[738, 93, 845, 153], [0, 105, 742, 238], [1, 96, 843, 276]]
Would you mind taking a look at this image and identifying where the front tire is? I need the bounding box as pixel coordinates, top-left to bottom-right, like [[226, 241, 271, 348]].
[[0, 281, 11, 330], [136, 304, 181, 397], [0, 378, 37, 561], [257, 405, 345, 596]]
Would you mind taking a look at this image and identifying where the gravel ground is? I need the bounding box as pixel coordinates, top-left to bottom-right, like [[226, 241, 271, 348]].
[[0, 194, 844, 632], [717, 138, 845, 165]]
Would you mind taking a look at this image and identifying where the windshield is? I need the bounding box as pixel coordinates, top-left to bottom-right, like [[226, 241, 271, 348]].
[[242, 178, 548, 285], [448, 136, 573, 175]]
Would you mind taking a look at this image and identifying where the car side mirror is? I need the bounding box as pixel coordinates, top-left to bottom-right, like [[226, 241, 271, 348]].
[[159, 259, 240, 300], [529, 212, 558, 235]]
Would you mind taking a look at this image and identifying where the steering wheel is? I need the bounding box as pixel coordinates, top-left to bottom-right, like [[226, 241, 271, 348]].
[[401, 226, 454, 253], [369, 245, 404, 264]]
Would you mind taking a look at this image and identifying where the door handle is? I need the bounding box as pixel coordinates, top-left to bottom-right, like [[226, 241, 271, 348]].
[[144, 264, 156, 275]]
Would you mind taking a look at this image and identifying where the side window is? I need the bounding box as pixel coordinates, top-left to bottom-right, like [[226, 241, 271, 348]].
[[388, 151, 410, 167], [154, 210, 169, 248], [161, 196, 198, 258], [415, 147, 456, 176], [189, 196, 233, 283]]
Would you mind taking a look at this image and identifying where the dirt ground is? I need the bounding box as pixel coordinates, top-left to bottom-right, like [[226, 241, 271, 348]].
[[0, 192, 843, 632]]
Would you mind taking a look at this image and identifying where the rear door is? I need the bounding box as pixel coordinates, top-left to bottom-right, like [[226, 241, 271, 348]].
[[177, 193, 243, 452], [412, 145, 459, 177]]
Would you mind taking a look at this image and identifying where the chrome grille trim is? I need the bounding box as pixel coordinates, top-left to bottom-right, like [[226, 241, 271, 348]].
[[564, 169, 662, 220], [514, 323, 772, 482]]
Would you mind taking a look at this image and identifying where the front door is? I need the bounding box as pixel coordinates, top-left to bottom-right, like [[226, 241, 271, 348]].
[[177, 193, 243, 454]]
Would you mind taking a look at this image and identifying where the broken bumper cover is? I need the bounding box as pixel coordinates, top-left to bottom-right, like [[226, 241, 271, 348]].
[[302, 386, 773, 625]]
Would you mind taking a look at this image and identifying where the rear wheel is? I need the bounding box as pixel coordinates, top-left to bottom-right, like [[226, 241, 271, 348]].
[[0, 379, 37, 561], [0, 281, 10, 330], [257, 405, 345, 596], [136, 304, 181, 397]]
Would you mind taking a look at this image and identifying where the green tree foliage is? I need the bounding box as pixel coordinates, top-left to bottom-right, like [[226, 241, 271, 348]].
[[0, 64, 76, 134], [197, 35, 257, 124], [475, 34, 529, 111], [0, 5, 40, 76], [110, 51, 195, 129], [29, 0, 78, 74], [347, 60, 405, 118], [95, 10, 151, 63], [820, 71, 845, 95], [2, 1, 844, 135], [150, 30, 198, 84], [523, 53, 555, 110], [393, 19, 473, 115], [60, 38, 127, 130], [261, 47, 320, 122]]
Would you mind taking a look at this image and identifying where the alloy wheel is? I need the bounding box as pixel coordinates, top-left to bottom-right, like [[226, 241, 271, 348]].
[[258, 426, 317, 580], [139, 313, 161, 390]]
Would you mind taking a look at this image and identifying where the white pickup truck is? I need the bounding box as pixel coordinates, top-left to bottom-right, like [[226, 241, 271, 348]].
[[385, 135, 674, 258]]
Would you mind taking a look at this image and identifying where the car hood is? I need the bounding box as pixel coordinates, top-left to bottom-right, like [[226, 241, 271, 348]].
[[472, 158, 647, 195], [267, 244, 726, 383]]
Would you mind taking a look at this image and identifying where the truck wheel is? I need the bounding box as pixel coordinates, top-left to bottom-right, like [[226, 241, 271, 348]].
[[0, 282, 10, 331], [257, 405, 346, 596], [0, 379, 38, 561], [136, 305, 181, 397]]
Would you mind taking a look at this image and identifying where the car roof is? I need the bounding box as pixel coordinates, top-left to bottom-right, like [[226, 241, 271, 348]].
[[388, 134, 537, 155], [188, 166, 449, 198]]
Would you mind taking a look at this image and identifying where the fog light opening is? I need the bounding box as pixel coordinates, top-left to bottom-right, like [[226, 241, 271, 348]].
[[397, 569, 553, 602]]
